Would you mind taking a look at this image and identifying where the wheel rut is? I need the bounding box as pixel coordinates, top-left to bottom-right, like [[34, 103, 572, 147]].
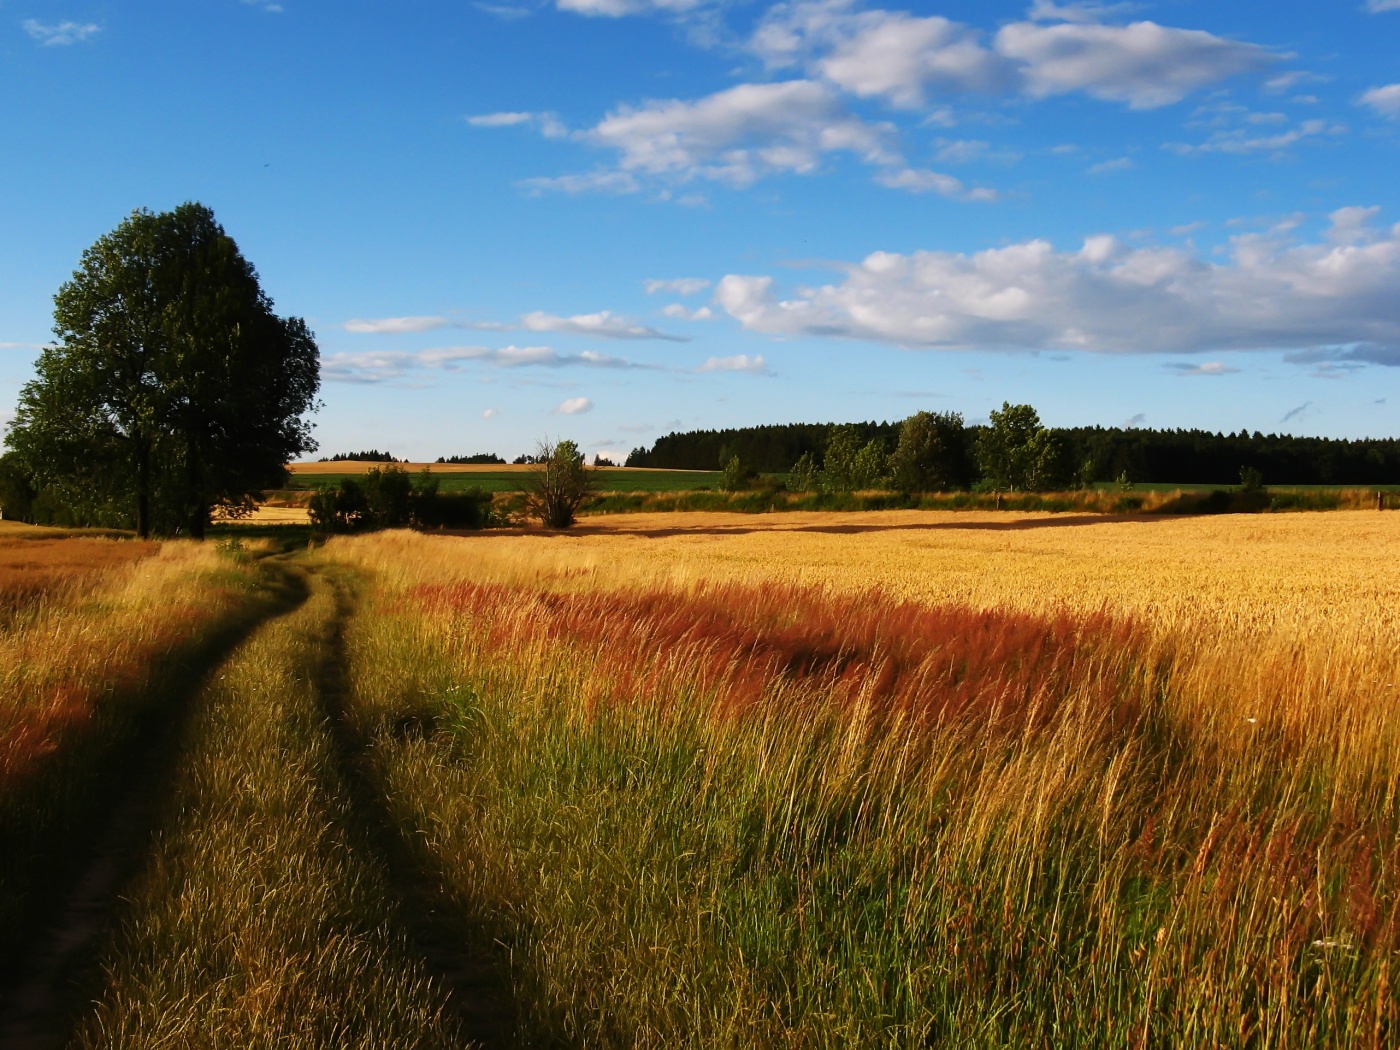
[[0, 563, 311, 1050], [309, 569, 519, 1047]]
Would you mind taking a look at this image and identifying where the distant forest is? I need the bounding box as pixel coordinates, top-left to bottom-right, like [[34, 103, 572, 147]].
[[625, 423, 1400, 486], [319, 450, 401, 463], [436, 453, 506, 464]]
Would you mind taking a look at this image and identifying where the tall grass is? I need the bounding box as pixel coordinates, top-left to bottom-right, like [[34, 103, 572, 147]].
[[325, 523, 1399, 1047], [70, 572, 465, 1049], [0, 538, 271, 959]]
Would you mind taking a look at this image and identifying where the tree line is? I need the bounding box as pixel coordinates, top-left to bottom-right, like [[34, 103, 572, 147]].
[[629, 414, 1400, 488]]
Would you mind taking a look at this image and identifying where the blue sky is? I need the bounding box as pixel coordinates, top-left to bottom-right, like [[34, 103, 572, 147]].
[[2, 0, 1398, 462]]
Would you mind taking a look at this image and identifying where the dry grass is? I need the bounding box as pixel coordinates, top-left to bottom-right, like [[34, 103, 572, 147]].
[[320, 510, 1400, 1046], [71, 573, 465, 1049], [0, 539, 268, 952]]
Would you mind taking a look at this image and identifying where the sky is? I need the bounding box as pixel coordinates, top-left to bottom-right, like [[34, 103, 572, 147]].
[[2, 0, 1399, 463]]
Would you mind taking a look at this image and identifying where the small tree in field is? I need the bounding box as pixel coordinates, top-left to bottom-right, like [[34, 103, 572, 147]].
[[525, 438, 595, 528]]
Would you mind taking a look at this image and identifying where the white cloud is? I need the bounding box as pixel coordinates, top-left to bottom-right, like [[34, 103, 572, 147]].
[[22, 19, 100, 45], [753, 2, 1272, 111], [556, 0, 704, 15], [583, 79, 897, 187], [344, 316, 450, 334], [697, 354, 771, 374], [519, 170, 640, 195], [815, 13, 1007, 108], [1359, 84, 1400, 119], [1165, 361, 1239, 376], [242, 0, 285, 12], [995, 20, 1273, 109], [1167, 118, 1344, 155], [517, 310, 686, 340], [753, 2, 1006, 105], [344, 311, 684, 341], [321, 345, 649, 383], [482, 407, 501, 419], [468, 111, 535, 127], [1088, 156, 1133, 174], [644, 277, 710, 295], [1027, 1, 1139, 23], [554, 397, 594, 414], [475, 2, 533, 19], [661, 303, 715, 320], [468, 110, 567, 137], [714, 207, 1400, 360], [1365, 0, 1400, 11], [873, 167, 996, 201]]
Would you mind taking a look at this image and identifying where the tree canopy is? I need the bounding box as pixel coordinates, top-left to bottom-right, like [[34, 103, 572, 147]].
[[5, 203, 320, 536]]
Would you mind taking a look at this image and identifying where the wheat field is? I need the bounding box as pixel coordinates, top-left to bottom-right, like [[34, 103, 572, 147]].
[[315, 509, 1399, 1047]]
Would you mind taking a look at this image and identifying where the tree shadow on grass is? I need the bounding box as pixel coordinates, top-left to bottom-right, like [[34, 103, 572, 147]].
[[311, 571, 524, 1049], [0, 562, 309, 1050]]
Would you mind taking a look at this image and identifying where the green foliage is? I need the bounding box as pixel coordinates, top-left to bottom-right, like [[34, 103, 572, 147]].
[[720, 455, 753, 493], [1238, 465, 1265, 493], [525, 439, 596, 529], [786, 452, 820, 493], [888, 411, 969, 493], [4, 203, 319, 538], [308, 467, 491, 532], [976, 403, 1064, 492], [0, 452, 37, 522], [820, 424, 890, 492]]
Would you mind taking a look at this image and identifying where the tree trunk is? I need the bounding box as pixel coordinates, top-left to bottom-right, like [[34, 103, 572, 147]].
[[134, 433, 151, 539], [187, 432, 207, 540]]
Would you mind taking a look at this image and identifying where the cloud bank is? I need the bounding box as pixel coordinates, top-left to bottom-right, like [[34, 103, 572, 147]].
[[714, 207, 1400, 360]]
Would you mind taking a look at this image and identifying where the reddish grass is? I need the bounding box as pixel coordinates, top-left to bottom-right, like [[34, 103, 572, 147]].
[[0, 536, 156, 614], [408, 580, 1157, 735]]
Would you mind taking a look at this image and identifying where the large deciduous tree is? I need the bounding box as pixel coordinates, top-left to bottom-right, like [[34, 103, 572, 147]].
[[5, 204, 319, 537], [976, 402, 1063, 493], [889, 410, 970, 493]]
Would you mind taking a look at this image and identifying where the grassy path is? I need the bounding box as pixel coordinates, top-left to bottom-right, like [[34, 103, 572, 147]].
[[2, 563, 514, 1049]]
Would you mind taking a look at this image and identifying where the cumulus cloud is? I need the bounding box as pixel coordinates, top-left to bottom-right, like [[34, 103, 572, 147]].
[[714, 206, 1400, 361], [1366, 0, 1400, 11], [996, 19, 1272, 108], [553, 397, 594, 414], [661, 304, 715, 320], [752, 1, 1273, 111], [321, 345, 650, 383], [873, 167, 997, 201], [644, 277, 711, 295], [22, 19, 100, 45], [1359, 84, 1400, 119], [583, 79, 897, 187]]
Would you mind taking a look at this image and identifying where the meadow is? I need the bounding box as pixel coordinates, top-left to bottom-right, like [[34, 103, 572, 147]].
[[2, 509, 1397, 1047]]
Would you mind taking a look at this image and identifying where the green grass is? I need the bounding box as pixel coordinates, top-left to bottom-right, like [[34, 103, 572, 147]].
[[330, 567, 1397, 1048]]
